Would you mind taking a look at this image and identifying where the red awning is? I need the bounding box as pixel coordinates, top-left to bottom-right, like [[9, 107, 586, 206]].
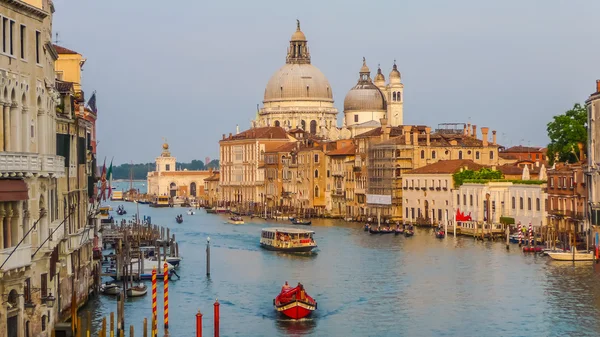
[[0, 179, 29, 201]]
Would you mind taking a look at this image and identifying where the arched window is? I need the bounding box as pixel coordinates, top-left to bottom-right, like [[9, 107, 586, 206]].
[[274, 120, 280, 127], [314, 170, 319, 178], [420, 150, 425, 159], [490, 151, 494, 159], [432, 151, 436, 159], [42, 315, 47, 331], [169, 182, 177, 198], [190, 182, 197, 196], [392, 92, 397, 101], [314, 186, 320, 198], [397, 92, 401, 101], [301, 120, 306, 130], [310, 120, 317, 134], [458, 151, 463, 159]]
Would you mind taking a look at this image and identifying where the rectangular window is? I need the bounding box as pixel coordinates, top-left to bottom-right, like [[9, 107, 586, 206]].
[[35, 31, 40, 63], [536, 198, 540, 211], [528, 198, 532, 211], [19, 24, 25, 59], [2, 18, 7, 53], [165, 164, 170, 171], [314, 154, 319, 163], [354, 114, 358, 123], [550, 177, 554, 188], [463, 194, 466, 206], [520, 197, 523, 210], [24, 278, 31, 302], [9, 20, 14, 55], [457, 194, 460, 205], [512, 197, 515, 209], [41, 273, 48, 297], [470, 195, 473, 206]]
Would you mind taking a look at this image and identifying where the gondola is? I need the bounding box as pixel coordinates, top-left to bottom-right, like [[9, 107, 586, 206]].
[[116, 205, 127, 215], [291, 219, 311, 225], [394, 227, 404, 235], [405, 225, 414, 237], [380, 228, 394, 234], [369, 227, 380, 234], [175, 215, 183, 224], [364, 224, 370, 232], [435, 229, 445, 239]]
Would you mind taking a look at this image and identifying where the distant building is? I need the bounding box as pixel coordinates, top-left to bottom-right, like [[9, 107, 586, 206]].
[[586, 81, 600, 226], [546, 162, 587, 233], [499, 145, 547, 162]]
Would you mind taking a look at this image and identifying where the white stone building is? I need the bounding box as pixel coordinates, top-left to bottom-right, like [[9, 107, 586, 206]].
[[586, 81, 600, 226]]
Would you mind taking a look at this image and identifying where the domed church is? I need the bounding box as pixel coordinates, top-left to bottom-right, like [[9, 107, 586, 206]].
[[255, 21, 338, 134], [343, 58, 404, 133]]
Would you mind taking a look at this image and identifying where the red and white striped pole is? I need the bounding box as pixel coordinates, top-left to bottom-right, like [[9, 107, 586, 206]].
[[152, 267, 157, 337], [164, 262, 169, 330], [518, 223, 522, 246], [528, 223, 533, 246]]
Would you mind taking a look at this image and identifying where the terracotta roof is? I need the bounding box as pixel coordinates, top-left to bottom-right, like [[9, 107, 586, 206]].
[[354, 126, 405, 139], [204, 173, 220, 182], [53, 44, 79, 55], [55, 80, 74, 93], [376, 132, 492, 148], [221, 127, 289, 141], [327, 143, 356, 156], [404, 160, 486, 175], [499, 152, 518, 160], [497, 164, 523, 175], [267, 142, 297, 153], [264, 141, 292, 153], [503, 146, 546, 153]]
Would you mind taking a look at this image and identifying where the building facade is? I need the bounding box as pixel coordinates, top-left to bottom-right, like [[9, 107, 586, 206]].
[[586, 81, 600, 227], [546, 162, 588, 233]]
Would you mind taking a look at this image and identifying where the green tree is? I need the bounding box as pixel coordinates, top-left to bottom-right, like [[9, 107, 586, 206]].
[[546, 103, 587, 165], [453, 168, 503, 187]]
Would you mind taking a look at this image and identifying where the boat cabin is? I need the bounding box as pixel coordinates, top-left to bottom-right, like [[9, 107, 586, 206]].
[[260, 228, 317, 252]]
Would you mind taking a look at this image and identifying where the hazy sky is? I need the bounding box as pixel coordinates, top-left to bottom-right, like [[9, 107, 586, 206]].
[[52, 0, 600, 165]]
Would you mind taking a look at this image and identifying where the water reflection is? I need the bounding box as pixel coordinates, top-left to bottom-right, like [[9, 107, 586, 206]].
[[275, 317, 317, 336]]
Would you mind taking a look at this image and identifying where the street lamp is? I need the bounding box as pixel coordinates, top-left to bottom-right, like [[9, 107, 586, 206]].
[[43, 293, 56, 307]]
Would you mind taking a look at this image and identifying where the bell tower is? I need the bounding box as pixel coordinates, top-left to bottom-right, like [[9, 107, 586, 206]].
[[387, 60, 404, 126], [155, 139, 176, 173]]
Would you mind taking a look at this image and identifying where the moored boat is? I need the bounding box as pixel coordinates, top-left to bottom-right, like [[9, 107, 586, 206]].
[[547, 248, 594, 261], [126, 283, 148, 297], [291, 218, 311, 225], [100, 282, 121, 296], [369, 227, 380, 234], [394, 226, 404, 235], [228, 216, 244, 224], [274, 282, 317, 319], [260, 228, 317, 252]]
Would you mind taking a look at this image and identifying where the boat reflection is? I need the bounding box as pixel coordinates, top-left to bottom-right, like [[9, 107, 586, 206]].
[[275, 317, 317, 336]]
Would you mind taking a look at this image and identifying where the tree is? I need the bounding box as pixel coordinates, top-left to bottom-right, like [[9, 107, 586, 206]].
[[546, 103, 587, 165], [453, 168, 503, 187]]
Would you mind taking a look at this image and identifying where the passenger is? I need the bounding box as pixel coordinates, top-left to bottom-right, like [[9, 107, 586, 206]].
[[282, 281, 291, 292]]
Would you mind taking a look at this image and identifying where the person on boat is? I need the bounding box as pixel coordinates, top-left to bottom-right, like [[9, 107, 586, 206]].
[[282, 281, 291, 292]]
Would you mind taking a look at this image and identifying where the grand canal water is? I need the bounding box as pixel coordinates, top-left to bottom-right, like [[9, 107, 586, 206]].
[[82, 183, 600, 336]]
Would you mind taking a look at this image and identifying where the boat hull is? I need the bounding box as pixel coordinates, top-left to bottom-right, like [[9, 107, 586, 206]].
[[260, 243, 316, 253], [276, 301, 316, 319], [228, 220, 244, 224], [547, 252, 594, 261], [127, 287, 148, 297], [100, 284, 121, 295]]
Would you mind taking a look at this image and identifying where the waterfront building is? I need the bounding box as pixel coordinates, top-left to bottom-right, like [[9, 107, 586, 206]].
[[546, 162, 588, 233], [203, 170, 220, 207], [325, 140, 355, 217], [147, 142, 212, 201], [586, 81, 600, 227], [255, 21, 337, 134], [402, 160, 484, 225], [264, 142, 296, 213], [499, 145, 547, 163], [219, 126, 293, 211], [344, 59, 404, 131], [455, 180, 547, 229], [296, 141, 328, 216]]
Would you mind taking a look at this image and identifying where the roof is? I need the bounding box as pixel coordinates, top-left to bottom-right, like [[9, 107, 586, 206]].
[[327, 143, 356, 156], [55, 80, 74, 93], [404, 160, 486, 175], [496, 164, 523, 176], [221, 126, 289, 141], [266, 142, 297, 153], [204, 173, 220, 182], [376, 131, 493, 148], [53, 44, 79, 55], [261, 227, 315, 234], [502, 146, 546, 153], [354, 125, 405, 139]]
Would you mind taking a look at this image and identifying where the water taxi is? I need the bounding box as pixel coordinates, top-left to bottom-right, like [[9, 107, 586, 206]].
[[260, 228, 317, 252], [228, 216, 244, 224], [150, 196, 171, 208]]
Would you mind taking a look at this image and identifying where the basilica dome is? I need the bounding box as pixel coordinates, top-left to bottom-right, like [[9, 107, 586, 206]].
[[263, 63, 333, 103], [344, 59, 386, 112]]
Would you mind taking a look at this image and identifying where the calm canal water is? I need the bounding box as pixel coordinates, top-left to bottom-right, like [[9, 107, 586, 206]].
[[82, 197, 600, 336]]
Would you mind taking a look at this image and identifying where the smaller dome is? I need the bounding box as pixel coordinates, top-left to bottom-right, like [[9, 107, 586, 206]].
[[291, 20, 306, 41], [360, 57, 370, 74], [374, 65, 385, 84], [389, 62, 401, 82], [344, 84, 387, 112]]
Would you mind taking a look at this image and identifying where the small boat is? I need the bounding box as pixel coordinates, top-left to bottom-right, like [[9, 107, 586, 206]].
[[260, 228, 317, 252], [394, 226, 404, 235], [175, 215, 183, 224], [369, 227, 380, 234], [100, 282, 121, 296], [435, 229, 445, 239], [291, 218, 311, 225], [522, 246, 543, 253], [274, 283, 317, 319], [541, 248, 566, 256], [126, 283, 148, 297], [116, 205, 127, 215], [205, 207, 216, 214], [379, 227, 394, 234], [405, 225, 415, 237], [547, 248, 594, 261], [187, 209, 196, 215], [363, 224, 370, 232], [228, 216, 244, 224]]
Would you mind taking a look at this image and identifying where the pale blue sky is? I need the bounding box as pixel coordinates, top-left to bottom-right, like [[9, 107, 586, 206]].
[[52, 0, 600, 164]]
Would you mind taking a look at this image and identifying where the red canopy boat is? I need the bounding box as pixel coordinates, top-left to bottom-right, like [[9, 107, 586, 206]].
[[274, 283, 317, 319]]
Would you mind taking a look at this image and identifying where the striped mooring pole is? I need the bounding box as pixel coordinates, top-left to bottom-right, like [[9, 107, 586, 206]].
[[528, 223, 533, 246], [152, 267, 157, 337], [164, 262, 169, 330], [518, 223, 522, 246]]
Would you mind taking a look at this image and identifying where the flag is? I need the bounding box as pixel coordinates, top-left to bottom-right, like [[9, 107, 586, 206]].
[[87, 91, 97, 114], [97, 158, 106, 202], [106, 158, 113, 199]]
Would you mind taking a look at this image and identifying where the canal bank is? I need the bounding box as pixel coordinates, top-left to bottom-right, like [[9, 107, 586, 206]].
[[80, 200, 600, 337]]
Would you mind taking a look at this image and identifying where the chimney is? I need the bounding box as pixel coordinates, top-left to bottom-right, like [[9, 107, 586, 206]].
[[492, 130, 497, 145], [472, 125, 477, 139], [463, 124, 467, 136], [467, 123, 471, 136], [481, 127, 489, 147], [222, 134, 225, 140], [425, 127, 431, 146], [381, 118, 391, 141], [236, 124, 240, 134], [596, 80, 600, 93], [229, 133, 232, 138], [403, 126, 412, 145], [412, 128, 418, 145]]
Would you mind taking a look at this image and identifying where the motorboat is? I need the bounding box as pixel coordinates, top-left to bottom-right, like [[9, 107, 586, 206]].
[[274, 283, 317, 319], [228, 216, 244, 224], [100, 282, 121, 296], [130, 258, 176, 274], [126, 283, 148, 297], [291, 218, 311, 225], [547, 248, 594, 261], [260, 228, 317, 253], [187, 209, 196, 215], [147, 255, 182, 267], [522, 246, 543, 253]]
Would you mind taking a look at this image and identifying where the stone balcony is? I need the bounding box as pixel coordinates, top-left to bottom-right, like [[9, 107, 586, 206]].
[[0, 152, 66, 178], [69, 228, 92, 252], [0, 244, 32, 272]]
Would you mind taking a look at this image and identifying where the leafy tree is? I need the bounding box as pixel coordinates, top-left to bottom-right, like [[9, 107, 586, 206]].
[[453, 168, 503, 187], [546, 103, 587, 165]]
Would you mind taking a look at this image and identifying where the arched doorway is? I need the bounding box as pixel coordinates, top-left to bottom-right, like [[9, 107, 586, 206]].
[[301, 120, 306, 130], [274, 120, 280, 127], [7, 289, 19, 337], [310, 120, 317, 134], [169, 182, 177, 197], [190, 182, 197, 196]]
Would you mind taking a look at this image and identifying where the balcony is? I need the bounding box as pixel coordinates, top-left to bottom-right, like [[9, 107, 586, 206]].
[[549, 210, 585, 220], [69, 229, 92, 252], [355, 187, 366, 194], [332, 189, 344, 197], [0, 244, 32, 272], [0, 153, 65, 178]]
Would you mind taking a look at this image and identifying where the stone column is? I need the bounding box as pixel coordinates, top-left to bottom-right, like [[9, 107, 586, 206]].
[[10, 103, 20, 152], [21, 108, 29, 152], [4, 104, 10, 151], [0, 204, 5, 250], [37, 109, 44, 155], [5, 203, 12, 248], [0, 105, 4, 151]]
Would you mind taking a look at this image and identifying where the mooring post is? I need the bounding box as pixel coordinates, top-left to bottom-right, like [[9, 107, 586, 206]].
[[110, 312, 115, 337], [152, 268, 157, 337], [130, 325, 134, 337], [143, 318, 148, 337], [505, 225, 510, 250], [102, 317, 107, 337], [214, 299, 220, 337], [196, 310, 203, 337], [164, 262, 169, 330], [78, 316, 82, 337], [206, 237, 211, 277]]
